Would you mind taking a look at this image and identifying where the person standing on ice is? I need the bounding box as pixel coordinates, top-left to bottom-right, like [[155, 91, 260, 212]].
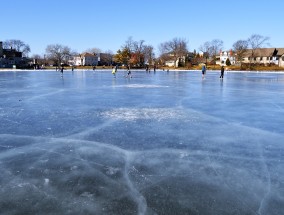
[[60, 66, 64, 77], [201, 63, 206, 79], [220, 65, 224, 79], [126, 64, 132, 78], [112, 65, 118, 77]]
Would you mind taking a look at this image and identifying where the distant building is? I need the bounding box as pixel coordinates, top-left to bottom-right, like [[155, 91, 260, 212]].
[[242, 48, 284, 67], [216, 50, 236, 66], [73, 52, 98, 66], [215, 48, 284, 67], [164, 59, 177, 67], [97, 53, 113, 66], [164, 52, 194, 67], [0, 41, 30, 68]]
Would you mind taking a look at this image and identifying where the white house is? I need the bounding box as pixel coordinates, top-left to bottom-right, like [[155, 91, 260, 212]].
[[164, 54, 188, 67], [216, 50, 236, 66], [73, 52, 98, 66], [165, 60, 176, 67]]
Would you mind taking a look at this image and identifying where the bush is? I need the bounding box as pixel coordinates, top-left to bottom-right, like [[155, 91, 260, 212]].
[[226, 58, 231, 66]]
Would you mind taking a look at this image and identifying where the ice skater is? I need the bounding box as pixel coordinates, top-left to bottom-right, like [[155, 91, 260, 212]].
[[112, 65, 118, 77], [60, 66, 64, 77], [126, 69, 132, 78], [145, 64, 149, 72], [201, 64, 206, 79], [220, 66, 224, 79], [126, 65, 132, 78]]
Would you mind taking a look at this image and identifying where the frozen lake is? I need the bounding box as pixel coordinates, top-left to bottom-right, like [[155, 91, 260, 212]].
[[0, 69, 284, 215]]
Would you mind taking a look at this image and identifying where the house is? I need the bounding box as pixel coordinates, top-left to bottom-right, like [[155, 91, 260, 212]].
[[279, 53, 284, 67], [97, 53, 113, 66], [242, 48, 284, 67], [164, 52, 194, 67], [0, 41, 30, 68], [216, 50, 236, 66], [165, 59, 177, 67], [73, 52, 98, 66], [165, 56, 187, 67]]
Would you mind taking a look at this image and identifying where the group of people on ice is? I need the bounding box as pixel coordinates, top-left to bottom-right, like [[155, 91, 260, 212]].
[[112, 64, 131, 78]]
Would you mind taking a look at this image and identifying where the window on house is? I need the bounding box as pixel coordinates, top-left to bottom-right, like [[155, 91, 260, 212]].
[[276, 57, 279, 60], [260, 57, 263, 61]]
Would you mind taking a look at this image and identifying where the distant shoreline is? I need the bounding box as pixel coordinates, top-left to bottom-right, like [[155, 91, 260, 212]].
[[0, 65, 284, 72], [1, 68, 284, 74], [1, 64, 284, 72]]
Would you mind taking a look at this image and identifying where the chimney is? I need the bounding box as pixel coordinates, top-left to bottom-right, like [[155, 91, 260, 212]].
[[0, 41, 3, 57]]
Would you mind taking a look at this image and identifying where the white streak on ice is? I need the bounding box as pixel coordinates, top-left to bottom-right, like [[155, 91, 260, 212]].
[[101, 108, 200, 122], [114, 84, 169, 88], [257, 141, 272, 215], [124, 153, 147, 215]]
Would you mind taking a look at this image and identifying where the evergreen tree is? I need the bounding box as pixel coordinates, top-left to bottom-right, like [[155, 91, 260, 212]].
[[226, 58, 231, 66]]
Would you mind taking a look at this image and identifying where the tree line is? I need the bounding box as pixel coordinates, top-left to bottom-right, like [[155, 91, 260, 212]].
[[2, 34, 270, 68]]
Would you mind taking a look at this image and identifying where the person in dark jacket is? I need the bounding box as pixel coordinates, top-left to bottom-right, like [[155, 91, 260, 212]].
[[220, 66, 224, 79], [60, 66, 64, 77], [201, 64, 206, 79]]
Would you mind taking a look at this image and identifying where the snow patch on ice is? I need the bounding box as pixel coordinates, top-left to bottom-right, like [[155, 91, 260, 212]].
[[101, 108, 199, 122]]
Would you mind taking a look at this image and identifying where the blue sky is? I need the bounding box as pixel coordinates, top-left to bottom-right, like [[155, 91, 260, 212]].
[[1, 0, 283, 56]]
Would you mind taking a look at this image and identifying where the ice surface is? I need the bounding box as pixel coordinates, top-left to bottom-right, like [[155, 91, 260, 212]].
[[0, 70, 284, 214]]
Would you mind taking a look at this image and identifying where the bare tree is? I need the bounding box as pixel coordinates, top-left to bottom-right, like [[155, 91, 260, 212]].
[[132, 40, 145, 67], [209, 39, 223, 66], [157, 42, 171, 66], [123, 37, 135, 52], [31, 54, 47, 67], [21, 45, 31, 57], [143, 45, 155, 66], [45, 44, 72, 66], [199, 39, 223, 66], [102, 50, 113, 66], [84, 47, 102, 55], [247, 34, 270, 66], [232, 40, 248, 69], [199, 41, 211, 64], [3, 39, 31, 57], [117, 37, 135, 66], [159, 38, 188, 68], [31, 54, 42, 59], [121, 37, 145, 67], [117, 37, 155, 67], [104, 50, 113, 55]]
